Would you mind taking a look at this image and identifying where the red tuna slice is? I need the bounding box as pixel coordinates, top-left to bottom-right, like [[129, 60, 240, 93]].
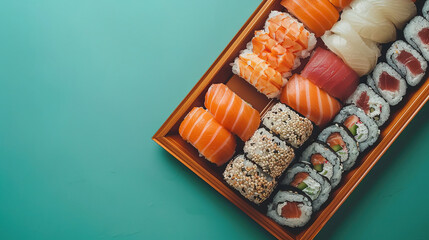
[[378, 72, 400, 92], [419, 28, 429, 45], [302, 47, 359, 101], [397, 50, 424, 76], [281, 202, 302, 219], [356, 92, 370, 114]]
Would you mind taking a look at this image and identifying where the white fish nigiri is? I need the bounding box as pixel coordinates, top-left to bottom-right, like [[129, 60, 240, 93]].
[[341, 1, 396, 43], [322, 21, 381, 76], [350, 0, 416, 29]]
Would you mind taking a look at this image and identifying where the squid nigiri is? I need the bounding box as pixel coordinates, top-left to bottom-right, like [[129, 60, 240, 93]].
[[179, 107, 236, 166], [350, 0, 416, 29], [232, 49, 284, 98], [322, 21, 381, 76], [341, 1, 396, 43], [204, 84, 261, 141]]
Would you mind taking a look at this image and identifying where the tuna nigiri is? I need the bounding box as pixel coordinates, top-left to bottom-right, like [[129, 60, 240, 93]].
[[204, 84, 261, 141], [264, 11, 316, 58], [280, 74, 341, 127], [179, 107, 236, 166], [281, 0, 340, 37], [301, 47, 359, 101], [232, 49, 284, 98], [249, 30, 298, 77], [322, 21, 381, 76]]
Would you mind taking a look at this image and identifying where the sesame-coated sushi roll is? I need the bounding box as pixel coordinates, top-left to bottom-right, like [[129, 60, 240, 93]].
[[318, 124, 360, 172], [367, 63, 407, 106], [404, 16, 429, 61], [386, 40, 427, 86], [223, 155, 277, 204], [262, 103, 313, 148], [333, 105, 380, 152], [244, 128, 295, 178], [232, 49, 284, 98], [267, 187, 313, 228], [299, 141, 342, 188], [281, 163, 331, 211], [346, 84, 390, 127]]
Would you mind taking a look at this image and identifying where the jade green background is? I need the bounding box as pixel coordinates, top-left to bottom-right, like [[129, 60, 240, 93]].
[[0, 0, 428, 239]]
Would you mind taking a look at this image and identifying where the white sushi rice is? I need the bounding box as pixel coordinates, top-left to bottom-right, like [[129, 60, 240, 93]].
[[264, 11, 316, 59], [367, 62, 407, 106], [404, 16, 429, 61], [386, 40, 427, 87], [333, 105, 380, 152], [281, 163, 331, 211], [346, 83, 390, 127], [299, 142, 342, 188], [267, 190, 312, 228]]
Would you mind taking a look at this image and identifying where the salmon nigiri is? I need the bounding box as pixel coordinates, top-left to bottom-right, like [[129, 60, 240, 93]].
[[204, 84, 261, 141], [280, 74, 341, 126], [329, 0, 353, 9], [264, 11, 316, 58], [179, 107, 236, 166], [281, 0, 340, 37], [249, 30, 298, 77], [232, 49, 284, 98]]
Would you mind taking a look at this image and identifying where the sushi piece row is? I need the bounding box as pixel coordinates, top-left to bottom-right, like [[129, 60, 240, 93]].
[[223, 103, 314, 204], [268, 102, 385, 228], [232, 11, 316, 99], [179, 84, 261, 166], [322, 0, 417, 76]]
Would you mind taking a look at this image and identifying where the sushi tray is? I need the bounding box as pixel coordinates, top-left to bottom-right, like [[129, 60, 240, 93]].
[[153, 0, 429, 239]]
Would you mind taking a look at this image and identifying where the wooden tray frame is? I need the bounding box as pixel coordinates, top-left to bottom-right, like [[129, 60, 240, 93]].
[[153, 1, 429, 239]]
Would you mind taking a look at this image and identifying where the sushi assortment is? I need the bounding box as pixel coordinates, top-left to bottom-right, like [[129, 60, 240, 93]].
[[177, 0, 428, 231]]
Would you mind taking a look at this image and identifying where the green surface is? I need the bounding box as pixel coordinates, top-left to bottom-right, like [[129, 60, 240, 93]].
[[0, 1, 428, 239]]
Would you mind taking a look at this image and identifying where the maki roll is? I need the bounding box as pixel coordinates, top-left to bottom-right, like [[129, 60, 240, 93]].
[[244, 128, 295, 178], [318, 124, 360, 172], [267, 187, 313, 228], [223, 155, 277, 204], [386, 40, 427, 87], [333, 105, 380, 152], [281, 163, 331, 211], [404, 16, 429, 61], [367, 63, 407, 106], [346, 83, 390, 127], [262, 103, 313, 148], [299, 141, 342, 188]]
